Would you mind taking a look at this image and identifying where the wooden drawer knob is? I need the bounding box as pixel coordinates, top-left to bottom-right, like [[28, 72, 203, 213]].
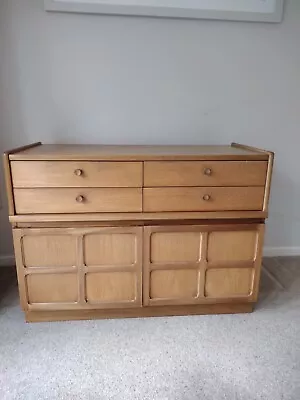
[[76, 195, 85, 203], [203, 194, 211, 201], [204, 168, 212, 176], [74, 169, 83, 176]]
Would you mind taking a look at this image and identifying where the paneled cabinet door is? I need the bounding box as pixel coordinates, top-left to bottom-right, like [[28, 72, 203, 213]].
[[83, 227, 142, 309], [13, 226, 142, 311], [143, 224, 264, 306]]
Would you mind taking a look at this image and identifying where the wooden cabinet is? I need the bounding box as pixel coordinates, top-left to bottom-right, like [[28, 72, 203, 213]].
[[13, 227, 142, 311], [143, 224, 263, 306], [4, 142, 274, 322]]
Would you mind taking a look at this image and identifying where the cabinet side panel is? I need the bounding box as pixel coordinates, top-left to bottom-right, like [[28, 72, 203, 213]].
[[12, 230, 29, 310], [263, 152, 274, 213], [3, 154, 15, 215]]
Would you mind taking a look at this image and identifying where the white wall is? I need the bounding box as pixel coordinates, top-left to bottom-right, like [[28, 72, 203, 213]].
[[0, 0, 300, 262]]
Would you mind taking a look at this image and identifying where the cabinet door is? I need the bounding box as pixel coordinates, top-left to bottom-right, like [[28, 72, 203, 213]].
[[83, 227, 142, 308], [13, 226, 142, 311], [13, 230, 79, 311], [143, 224, 264, 306]]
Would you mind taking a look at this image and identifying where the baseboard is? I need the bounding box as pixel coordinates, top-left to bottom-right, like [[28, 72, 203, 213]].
[[0, 254, 15, 267], [263, 247, 300, 257]]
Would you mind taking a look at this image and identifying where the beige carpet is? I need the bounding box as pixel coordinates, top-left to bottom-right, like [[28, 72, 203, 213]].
[[0, 257, 299, 400]]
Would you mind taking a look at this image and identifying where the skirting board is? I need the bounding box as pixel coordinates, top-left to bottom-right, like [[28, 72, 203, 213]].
[[1, 247, 300, 267], [263, 247, 300, 257]]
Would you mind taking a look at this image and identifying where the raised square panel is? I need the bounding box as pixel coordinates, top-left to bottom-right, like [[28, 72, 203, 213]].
[[26, 273, 78, 303], [150, 269, 198, 299], [83, 233, 136, 266], [86, 272, 136, 302], [207, 231, 257, 262], [205, 268, 253, 297], [150, 232, 200, 264], [22, 235, 77, 268]]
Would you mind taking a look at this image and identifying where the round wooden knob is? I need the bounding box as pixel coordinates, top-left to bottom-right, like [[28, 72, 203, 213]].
[[74, 169, 83, 176], [76, 195, 84, 203], [204, 168, 212, 176], [203, 194, 211, 201]]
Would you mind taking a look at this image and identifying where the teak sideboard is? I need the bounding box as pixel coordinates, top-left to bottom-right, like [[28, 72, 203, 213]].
[[3, 142, 274, 322]]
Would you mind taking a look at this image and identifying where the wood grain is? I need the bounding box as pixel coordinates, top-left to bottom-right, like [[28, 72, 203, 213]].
[[86, 272, 137, 303], [231, 143, 274, 213], [143, 224, 263, 307], [143, 187, 265, 212], [14, 188, 142, 214], [150, 231, 201, 263], [12, 226, 143, 311], [5, 142, 42, 154], [205, 268, 253, 297], [231, 142, 269, 154], [21, 234, 77, 268], [1, 141, 40, 216], [6, 142, 272, 322], [263, 151, 274, 212], [25, 303, 254, 322], [83, 232, 136, 266], [144, 161, 267, 187], [26, 273, 78, 304], [150, 269, 198, 300], [207, 230, 258, 262], [250, 224, 265, 302], [9, 144, 269, 161], [11, 161, 143, 188], [9, 211, 268, 224], [3, 153, 15, 215], [12, 229, 29, 310]]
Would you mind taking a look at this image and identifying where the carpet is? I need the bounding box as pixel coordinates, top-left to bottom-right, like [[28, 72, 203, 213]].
[[0, 257, 299, 400]]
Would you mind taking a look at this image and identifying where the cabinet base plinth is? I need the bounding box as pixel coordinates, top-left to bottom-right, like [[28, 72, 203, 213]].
[[25, 303, 254, 323]]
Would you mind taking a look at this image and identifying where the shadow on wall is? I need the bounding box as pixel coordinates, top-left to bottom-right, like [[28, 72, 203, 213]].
[[265, 166, 300, 249], [0, 0, 32, 256]]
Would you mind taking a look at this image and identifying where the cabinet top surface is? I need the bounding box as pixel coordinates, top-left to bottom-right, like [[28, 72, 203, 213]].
[[9, 144, 269, 161]]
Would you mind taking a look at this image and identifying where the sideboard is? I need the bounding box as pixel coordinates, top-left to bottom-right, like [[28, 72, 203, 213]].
[[3, 142, 274, 322]]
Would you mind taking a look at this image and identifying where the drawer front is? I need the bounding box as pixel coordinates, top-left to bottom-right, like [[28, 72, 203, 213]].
[[11, 161, 143, 188], [14, 188, 142, 214], [143, 187, 265, 212], [144, 161, 267, 187]]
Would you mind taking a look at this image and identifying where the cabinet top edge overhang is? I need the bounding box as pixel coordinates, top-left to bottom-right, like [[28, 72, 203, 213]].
[[7, 143, 271, 161]]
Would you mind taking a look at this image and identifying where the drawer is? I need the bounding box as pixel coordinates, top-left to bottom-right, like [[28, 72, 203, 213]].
[[14, 188, 142, 214], [143, 187, 264, 212], [144, 161, 267, 187], [11, 161, 143, 188]]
